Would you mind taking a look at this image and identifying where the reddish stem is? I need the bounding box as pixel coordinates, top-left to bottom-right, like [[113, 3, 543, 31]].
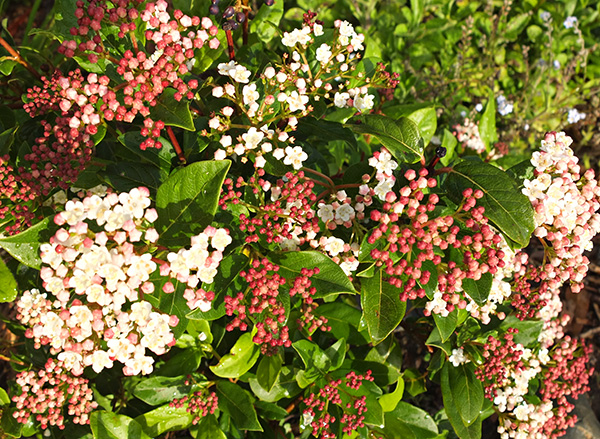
[[243, 12, 249, 45], [0, 36, 41, 80], [166, 126, 186, 163], [226, 30, 235, 60]]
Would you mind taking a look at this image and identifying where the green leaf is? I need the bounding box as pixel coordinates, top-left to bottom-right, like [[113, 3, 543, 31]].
[[404, 368, 426, 397], [425, 327, 452, 355], [91, 411, 150, 439], [380, 402, 439, 439], [270, 251, 357, 298], [248, 365, 302, 403], [350, 115, 424, 164], [194, 415, 226, 439], [0, 387, 9, 405], [133, 376, 193, 406], [210, 332, 260, 378], [441, 363, 482, 438], [447, 362, 484, 426], [0, 217, 51, 269], [479, 92, 496, 150], [135, 405, 193, 437], [379, 377, 405, 412], [156, 160, 231, 246], [255, 401, 289, 421], [504, 13, 530, 40], [385, 105, 437, 146], [433, 309, 458, 342], [257, 354, 282, 392], [157, 278, 189, 339], [249, 0, 284, 43], [295, 117, 357, 149], [506, 159, 534, 189], [118, 132, 175, 178], [324, 338, 346, 371], [361, 269, 407, 344], [315, 302, 369, 345], [152, 88, 194, 131], [440, 128, 458, 166], [293, 339, 330, 387], [446, 160, 535, 247], [1, 407, 23, 437], [100, 163, 162, 194], [216, 381, 263, 431], [0, 258, 17, 302], [499, 316, 543, 346], [462, 273, 493, 306], [0, 57, 17, 75], [156, 348, 203, 377]]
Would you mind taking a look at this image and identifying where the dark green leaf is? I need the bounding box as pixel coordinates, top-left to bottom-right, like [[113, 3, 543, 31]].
[[100, 163, 162, 195], [194, 415, 226, 439], [117, 132, 175, 178], [295, 117, 357, 148], [324, 338, 346, 371], [152, 88, 194, 131], [380, 402, 439, 439], [249, 0, 284, 43], [506, 159, 534, 189], [0, 217, 51, 269], [441, 363, 482, 438], [157, 279, 189, 339], [425, 327, 452, 355], [133, 376, 193, 406], [0, 407, 22, 437], [462, 273, 493, 306], [433, 308, 458, 342], [257, 354, 282, 392], [91, 411, 150, 439], [210, 332, 260, 378], [248, 365, 302, 403], [156, 160, 231, 246], [448, 362, 484, 426], [255, 401, 289, 421], [156, 349, 203, 377], [361, 269, 407, 344], [216, 381, 262, 431], [292, 339, 330, 387], [315, 302, 369, 345], [270, 251, 357, 298], [499, 316, 543, 346], [446, 160, 535, 247], [350, 115, 424, 164]]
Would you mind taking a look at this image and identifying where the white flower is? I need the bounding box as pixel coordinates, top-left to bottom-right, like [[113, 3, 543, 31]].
[[287, 91, 309, 112], [496, 95, 514, 116], [283, 146, 308, 169], [230, 64, 251, 83], [353, 94, 374, 112], [313, 23, 324, 36], [315, 43, 332, 64], [449, 348, 470, 367], [563, 16, 577, 29], [242, 127, 264, 150], [324, 237, 345, 256], [317, 204, 335, 222], [334, 92, 350, 108], [211, 229, 232, 251], [242, 83, 259, 105], [335, 204, 355, 222], [567, 108, 586, 124]]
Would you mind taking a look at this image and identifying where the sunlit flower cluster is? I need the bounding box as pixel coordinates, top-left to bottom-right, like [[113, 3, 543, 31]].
[[454, 118, 486, 154]]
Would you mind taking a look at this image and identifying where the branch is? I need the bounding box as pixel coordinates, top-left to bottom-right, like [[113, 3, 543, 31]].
[[0, 36, 41, 80]]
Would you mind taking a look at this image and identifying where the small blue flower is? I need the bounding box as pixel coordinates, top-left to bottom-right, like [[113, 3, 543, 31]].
[[564, 16, 578, 29]]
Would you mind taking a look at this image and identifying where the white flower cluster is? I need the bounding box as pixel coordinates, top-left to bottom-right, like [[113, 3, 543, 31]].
[[368, 149, 398, 200], [334, 20, 365, 50], [17, 187, 177, 376], [454, 119, 486, 154], [333, 87, 375, 112], [567, 108, 586, 124], [218, 60, 252, 83], [164, 225, 232, 312], [497, 95, 514, 116], [448, 348, 470, 367]]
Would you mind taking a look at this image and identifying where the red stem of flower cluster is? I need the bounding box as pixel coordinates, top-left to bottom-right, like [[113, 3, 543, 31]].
[[226, 30, 235, 60], [166, 126, 186, 163], [0, 36, 41, 80]]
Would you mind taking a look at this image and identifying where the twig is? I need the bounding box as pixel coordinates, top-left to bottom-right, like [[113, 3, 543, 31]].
[[581, 326, 600, 339], [0, 36, 41, 80], [0, 353, 25, 366], [226, 30, 235, 60], [166, 126, 186, 163]]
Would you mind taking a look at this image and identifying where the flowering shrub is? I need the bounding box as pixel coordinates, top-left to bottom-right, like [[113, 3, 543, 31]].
[[0, 1, 597, 439]]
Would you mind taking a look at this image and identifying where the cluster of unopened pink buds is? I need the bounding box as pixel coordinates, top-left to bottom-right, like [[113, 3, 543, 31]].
[[16, 186, 177, 376], [169, 388, 218, 425], [454, 118, 486, 154], [12, 359, 98, 430], [301, 371, 373, 438], [522, 131, 600, 293]]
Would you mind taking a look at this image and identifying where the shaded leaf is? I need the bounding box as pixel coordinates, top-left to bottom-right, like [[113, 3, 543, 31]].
[[152, 88, 194, 131], [216, 381, 262, 431], [462, 273, 493, 306], [441, 362, 482, 438]]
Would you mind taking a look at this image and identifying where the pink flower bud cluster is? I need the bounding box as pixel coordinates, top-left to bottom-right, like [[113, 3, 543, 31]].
[[301, 371, 373, 438], [11, 359, 98, 430], [169, 389, 218, 425], [522, 131, 600, 293], [221, 170, 319, 250], [58, 0, 144, 61], [454, 118, 486, 154], [162, 225, 232, 312], [473, 327, 593, 439], [16, 187, 177, 376]]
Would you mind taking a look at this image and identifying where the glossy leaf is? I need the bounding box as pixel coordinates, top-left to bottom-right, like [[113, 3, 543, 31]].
[[479, 92, 496, 150], [117, 132, 174, 177], [361, 270, 407, 344], [156, 160, 231, 246], [249, 0, 284, 43], [0, 217, 51, 269], [194, 415, 226, 439], [350, 115, 424, 164], [462, 273, 493, 306], [152, 88, 194, 131], [271, 251, 357, 298], [293, 339, 331, 387], [433, 309, 458, 342], [0, 258, 18, 302], [380, 402, 440, 439], [133, 376, 193, 406], [425, 327, 452, 355], [91, 411, 150, 439], [135, 405, 193, 437], [441, 363, 483, 438], [315, 302, 369, 345], [101, 163, 162, 195], [210, 332, 260, 378], [448, 362, 484, 425], [248, 365, 302, 403], [379, 377, 405, 412], [157, 278, 189, 339], [216, 381, 263, 431], [446, 160, 535, 247], [257, 354, 282, 392]]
